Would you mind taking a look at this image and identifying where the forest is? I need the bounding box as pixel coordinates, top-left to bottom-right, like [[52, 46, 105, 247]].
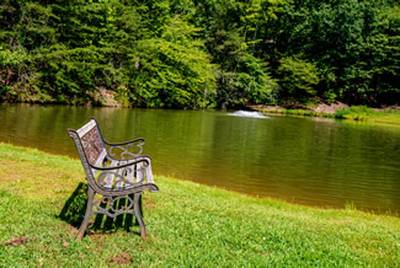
[[0, 0, 399, 109]]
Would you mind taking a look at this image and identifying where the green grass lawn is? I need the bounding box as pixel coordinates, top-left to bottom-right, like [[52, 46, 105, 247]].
[[0, 143, 399, 267]]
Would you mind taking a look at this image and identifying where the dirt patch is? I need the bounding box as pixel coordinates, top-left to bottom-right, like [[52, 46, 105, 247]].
[[4, 236, 29, 246], [109, 252, 132, 265], [144, 198, 156, 209], [313, 102, 348, 114], [62, 241, 70, 248]]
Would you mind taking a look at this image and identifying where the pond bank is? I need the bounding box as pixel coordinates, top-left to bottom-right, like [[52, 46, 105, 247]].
[[250, 104, 400, 126], [0, 143, 399, 266]]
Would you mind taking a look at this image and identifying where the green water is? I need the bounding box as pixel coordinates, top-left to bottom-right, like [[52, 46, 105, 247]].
[[1, 104, 399, 214]]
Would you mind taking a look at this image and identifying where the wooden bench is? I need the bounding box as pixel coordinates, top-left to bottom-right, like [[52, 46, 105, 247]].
[[68, 118, 158, 239]]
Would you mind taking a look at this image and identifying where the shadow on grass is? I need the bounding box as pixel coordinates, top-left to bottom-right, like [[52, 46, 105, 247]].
[[58, 182, 138, 235]]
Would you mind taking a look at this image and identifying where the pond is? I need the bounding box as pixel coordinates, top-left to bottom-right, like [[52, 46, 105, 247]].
[[1, 104, 399, 215]]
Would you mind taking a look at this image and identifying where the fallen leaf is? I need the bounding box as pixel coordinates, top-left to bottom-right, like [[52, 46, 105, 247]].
[[109, 252, 132, 265], [4, 236, 29, 246]]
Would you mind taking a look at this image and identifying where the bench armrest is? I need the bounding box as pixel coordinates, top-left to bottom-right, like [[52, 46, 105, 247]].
[[89, 155, 156, 194], [106, 139, 145, 161], [89, 155, 151, 171], [103, 137, 145, 147]]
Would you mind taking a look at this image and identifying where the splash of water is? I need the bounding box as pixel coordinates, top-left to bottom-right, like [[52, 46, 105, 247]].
[[229, 110, 269, 119]]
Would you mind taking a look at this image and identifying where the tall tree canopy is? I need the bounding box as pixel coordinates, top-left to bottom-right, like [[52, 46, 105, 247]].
[[0, 0, 399, 108]]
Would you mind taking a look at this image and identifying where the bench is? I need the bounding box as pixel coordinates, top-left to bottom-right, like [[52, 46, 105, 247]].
[[68, 118, 158, 239]]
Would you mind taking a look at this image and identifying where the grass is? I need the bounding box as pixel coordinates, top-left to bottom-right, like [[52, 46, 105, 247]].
[[335, 106, 400, 125], [0, 143, 400, 267], [252, 105, 400, 126], [251, 105, 334, 119]]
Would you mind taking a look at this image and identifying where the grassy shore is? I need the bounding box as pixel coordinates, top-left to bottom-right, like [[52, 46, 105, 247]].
[[252, 105, 400, 126], [0, 144, 399, 267]]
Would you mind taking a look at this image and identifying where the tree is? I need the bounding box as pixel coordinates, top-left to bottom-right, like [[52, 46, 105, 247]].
[[277, 57, 319, 104], [129, 18, 217, 109]]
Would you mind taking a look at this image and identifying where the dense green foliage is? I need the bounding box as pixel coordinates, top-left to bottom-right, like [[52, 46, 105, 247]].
[[277, 57, 319, 104], [0, 0, 399, 108], [1, 144, 400, 266]]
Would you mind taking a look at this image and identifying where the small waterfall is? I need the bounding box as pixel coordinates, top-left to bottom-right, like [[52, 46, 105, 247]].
[[229, 110, 269, 119]]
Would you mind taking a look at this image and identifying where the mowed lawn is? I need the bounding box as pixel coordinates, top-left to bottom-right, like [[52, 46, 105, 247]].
[[0, 143, 399, 267]]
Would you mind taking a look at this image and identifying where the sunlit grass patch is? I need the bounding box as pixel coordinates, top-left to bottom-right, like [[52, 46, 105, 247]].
[[335, 106, 400, 125], [0, 143, 82, 200]]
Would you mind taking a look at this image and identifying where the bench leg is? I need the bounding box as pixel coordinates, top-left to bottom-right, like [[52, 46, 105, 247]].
[[134, 193, 146, 239], [139, 193, 144, 218], [77, 188, 94, 240]]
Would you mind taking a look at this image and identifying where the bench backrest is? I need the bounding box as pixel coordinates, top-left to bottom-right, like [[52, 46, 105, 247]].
[[75, 119, 107, 166], [69, 119, 112, 192], [68, 119, 108, 167], [69, 119, 153, 191]]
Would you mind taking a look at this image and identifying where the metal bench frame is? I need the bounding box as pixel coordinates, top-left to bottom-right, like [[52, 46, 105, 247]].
[[68, 118, 158, 239]]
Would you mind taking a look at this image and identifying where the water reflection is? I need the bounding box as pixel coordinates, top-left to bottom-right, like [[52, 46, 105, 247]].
[[0, 104, 399, 215]]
